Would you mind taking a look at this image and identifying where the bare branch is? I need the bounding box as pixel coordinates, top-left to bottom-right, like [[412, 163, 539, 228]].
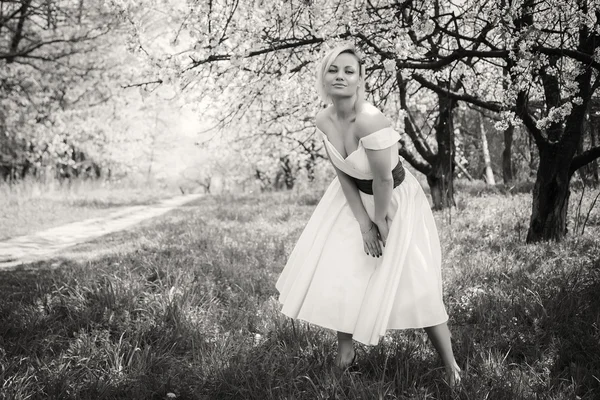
[[570, 146, 600, 175], [396, 71, 436, 163], [187, 35, 338, 70], [121, 79, 164, 89], [398, 137, 432, 175]]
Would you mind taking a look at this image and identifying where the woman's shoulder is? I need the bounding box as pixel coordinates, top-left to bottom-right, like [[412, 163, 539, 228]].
[[354, 101, 391, 138], [315, 106, 333, 132]]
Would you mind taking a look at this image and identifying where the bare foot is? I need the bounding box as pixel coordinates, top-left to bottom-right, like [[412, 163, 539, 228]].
[[334, 342, 356, 370]]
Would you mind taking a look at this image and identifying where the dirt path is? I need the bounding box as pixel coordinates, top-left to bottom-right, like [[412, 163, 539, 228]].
[[0, 194, 203, 269]]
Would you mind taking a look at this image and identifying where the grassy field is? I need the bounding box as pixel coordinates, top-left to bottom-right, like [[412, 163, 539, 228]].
[[0, 178, 178, 241], [0, 183, 599, 399]]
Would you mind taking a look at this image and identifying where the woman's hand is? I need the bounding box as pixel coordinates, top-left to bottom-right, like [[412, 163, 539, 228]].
[[375, 218, 389, 247], [361, 222, 383, 258]]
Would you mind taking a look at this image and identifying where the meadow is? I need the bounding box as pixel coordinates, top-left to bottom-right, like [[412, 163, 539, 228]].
[[0, 178, 177, 241], [0, 179, 599, 399]]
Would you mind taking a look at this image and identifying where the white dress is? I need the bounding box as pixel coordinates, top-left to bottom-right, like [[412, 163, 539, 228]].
[[275, 126, 448, 346]]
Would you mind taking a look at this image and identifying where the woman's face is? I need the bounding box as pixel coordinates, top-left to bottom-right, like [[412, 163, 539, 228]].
[[324, 52, 361, 100]]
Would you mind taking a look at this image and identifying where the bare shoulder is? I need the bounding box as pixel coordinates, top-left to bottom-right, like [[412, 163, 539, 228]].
[[354, 101, 391, 139], [315, 106, 333, 132]]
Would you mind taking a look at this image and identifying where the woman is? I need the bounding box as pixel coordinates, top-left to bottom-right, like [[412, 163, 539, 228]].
[[275, 43, 461, 385]]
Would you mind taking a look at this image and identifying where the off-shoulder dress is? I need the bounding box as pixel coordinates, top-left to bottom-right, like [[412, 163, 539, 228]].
[[276, 126, 448, 345]]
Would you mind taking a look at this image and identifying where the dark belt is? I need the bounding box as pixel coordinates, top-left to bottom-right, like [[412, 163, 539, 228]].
[[351, 159, 405, 195]]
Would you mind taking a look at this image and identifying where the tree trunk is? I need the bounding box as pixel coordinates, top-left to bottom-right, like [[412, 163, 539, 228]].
[[525, 11, 594, 242], [579, 114, 600, 186], [502, 125, 514, 183], [528, 131, 537, 178], [428, 83, 456, 210], [7, 0, 32, 63], [278, 155, 295, 190], [591, 116, 600, 184], [526, 144, 572, 242], [304, 140, 320, 182], [502, 65, 514, 183], [526, 82, 589, 242], [427, 172, 454, 209], [479, 113, 495, 185]]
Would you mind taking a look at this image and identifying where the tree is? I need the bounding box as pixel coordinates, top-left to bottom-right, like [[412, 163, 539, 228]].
[[372, 0, 600, 242], [113, 0, 600, 241], [0, 0, 123, 181], [479, 112, 496, 185]]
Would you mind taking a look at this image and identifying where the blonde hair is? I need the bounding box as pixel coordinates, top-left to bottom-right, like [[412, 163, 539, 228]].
[[316, 43, 366, 104]]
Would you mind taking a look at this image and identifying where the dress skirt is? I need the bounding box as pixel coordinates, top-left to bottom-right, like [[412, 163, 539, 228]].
[[275, 168, 449, 346]]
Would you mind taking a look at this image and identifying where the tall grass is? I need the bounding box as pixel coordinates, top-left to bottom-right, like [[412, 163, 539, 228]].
[[0, 187, 599, 399], [0, 177, 177, 240]]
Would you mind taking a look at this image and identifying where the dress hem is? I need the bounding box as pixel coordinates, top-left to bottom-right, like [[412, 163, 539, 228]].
[[279, 303, 449, 346]]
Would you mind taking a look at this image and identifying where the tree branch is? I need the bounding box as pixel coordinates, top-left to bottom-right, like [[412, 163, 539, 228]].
[[121, 79, 164, 89], [570, 146, 600, 175], [535, 46, 600, 71], [412, 73, 504, 112], [398, 137, 432, 175], [516, 91, 546, 148], [0, 29, 111, 61], [7, 0, 31, 63], [0, 4, 26, 30], [395, 71, 436, 163], [188, 36, 336, 70]]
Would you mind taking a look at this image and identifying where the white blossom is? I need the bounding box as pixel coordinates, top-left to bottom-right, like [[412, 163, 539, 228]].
[[422, 20, 435, 36], [494, 119, 510, 131], [383, 59, 396, 72]]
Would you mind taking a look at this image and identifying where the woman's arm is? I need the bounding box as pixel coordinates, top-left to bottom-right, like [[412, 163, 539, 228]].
[[366, 148, 394, 223], [330, 161, 372, 230], [328, 155, 383, 257], [316, 110, 383, 257], [316, 110, 372, 230], [354, 113, 395, 244]]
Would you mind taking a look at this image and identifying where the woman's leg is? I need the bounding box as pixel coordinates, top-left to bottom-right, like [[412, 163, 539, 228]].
[[335, 331, 355, 368], [424, 322, 461, 385]]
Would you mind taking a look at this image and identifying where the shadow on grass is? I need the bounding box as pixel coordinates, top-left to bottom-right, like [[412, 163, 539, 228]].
[[448, 254, 600, 399]]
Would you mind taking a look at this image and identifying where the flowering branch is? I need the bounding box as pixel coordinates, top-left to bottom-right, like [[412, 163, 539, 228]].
[[516, 91, 545, 148], [412, 74, 503, 112]]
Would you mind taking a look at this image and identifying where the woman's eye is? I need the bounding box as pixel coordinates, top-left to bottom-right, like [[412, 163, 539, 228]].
[[345, 70, 354, 74]]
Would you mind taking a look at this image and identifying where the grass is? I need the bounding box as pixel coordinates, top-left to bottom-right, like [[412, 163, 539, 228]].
[[0, 184, 599, 399], [0, 178, 178, 241]]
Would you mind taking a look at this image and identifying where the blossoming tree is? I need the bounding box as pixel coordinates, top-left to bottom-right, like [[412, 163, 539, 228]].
[[112, 0, 600, 242]]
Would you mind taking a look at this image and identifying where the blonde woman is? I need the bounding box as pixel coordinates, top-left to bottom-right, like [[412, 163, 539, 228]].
[[276, 43, 461, 386]]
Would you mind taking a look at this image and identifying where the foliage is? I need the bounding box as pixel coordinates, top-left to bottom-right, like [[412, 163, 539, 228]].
[[0, 1, 116, 177], [0, 1, 193, 181]]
